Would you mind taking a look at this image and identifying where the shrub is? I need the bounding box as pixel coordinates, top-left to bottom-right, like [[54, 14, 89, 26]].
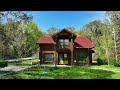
[[96, 58, 104, 65], [109, 58, 116, 65], [113, 60, 120, 67], [0, 60, 8, 68]]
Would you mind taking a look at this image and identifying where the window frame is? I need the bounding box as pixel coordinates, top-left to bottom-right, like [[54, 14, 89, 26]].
[[44, 53, 54, 62], [74, 52, 88, 63], [59, 39, 70, 48]]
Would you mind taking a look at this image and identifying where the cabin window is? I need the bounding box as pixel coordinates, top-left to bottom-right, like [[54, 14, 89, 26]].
[[74, 52, 88, 62], [44, 53, 54, 62], [59, 39, 69, 48]]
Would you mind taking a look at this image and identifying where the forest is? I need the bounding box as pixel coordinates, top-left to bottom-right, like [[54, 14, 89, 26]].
[[0, 11, 120, 66]]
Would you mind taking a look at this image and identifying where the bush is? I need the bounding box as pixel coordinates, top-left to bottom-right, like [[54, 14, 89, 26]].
[[96, 58, 104, 65], [0, 61, 8, 68], [113, 60, 120, 67], [109, 58, 116, 65]]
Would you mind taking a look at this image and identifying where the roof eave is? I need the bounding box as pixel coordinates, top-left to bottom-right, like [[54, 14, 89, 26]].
[[36, 42, 56, 45], [52, 28, 77, 37]]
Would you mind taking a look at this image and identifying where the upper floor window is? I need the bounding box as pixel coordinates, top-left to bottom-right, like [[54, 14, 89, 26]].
[[59, 39, 70, 48]]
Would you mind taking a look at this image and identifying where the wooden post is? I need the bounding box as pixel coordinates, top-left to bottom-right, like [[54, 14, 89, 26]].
[[87, 48, 92, 66], [39, 47, 42, 65], [55, 51, 58, 66], [71, 51, 73, 66], [89, 50, 92, 65], [54, 47, 58, 66], [55, 35, 58, 66], [70, 35, 73, 66]]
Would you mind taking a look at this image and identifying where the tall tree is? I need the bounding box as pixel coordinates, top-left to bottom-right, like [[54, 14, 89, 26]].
[[82, 20, 103, 46], [0, 11, 33, 23], [65, 27, 77, 34], [100, 23, 114, 65], [106, 11, 120, 60], [24, 22, 43, 57], [81, 19, 115, 64], [0, 11, 45, 60], [47, 27, 59, 36], [77, 29, 86, 36]]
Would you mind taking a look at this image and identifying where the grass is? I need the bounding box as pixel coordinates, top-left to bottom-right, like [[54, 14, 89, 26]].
[[90, 65, 120, 72], [8, 59, 39, 66], [1, 66, 120, 79]]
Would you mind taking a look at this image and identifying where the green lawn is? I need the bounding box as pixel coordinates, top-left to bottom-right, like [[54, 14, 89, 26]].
[[90, 65, 120, 72], [1, 66, 120, 79], [8, 59, 39, 66]]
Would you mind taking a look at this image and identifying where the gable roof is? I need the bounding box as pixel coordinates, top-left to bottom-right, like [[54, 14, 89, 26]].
[[74, 36, 94, 48], [36, 35, 55, 44], [52, 28, 77, 37]]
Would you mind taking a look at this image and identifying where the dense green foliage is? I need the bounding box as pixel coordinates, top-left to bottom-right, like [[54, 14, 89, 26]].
[[0, 61, 8, 67], [113, 61, 120, 67], [96, 58, 104, 65], [0, 11, 43, 59], [76, 11, 120, 65]]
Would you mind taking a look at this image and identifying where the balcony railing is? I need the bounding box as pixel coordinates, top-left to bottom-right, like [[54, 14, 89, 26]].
[[58, 42, 70, 48]]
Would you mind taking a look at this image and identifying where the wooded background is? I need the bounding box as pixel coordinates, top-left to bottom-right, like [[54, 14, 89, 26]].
[[0, 11, 120, 65]]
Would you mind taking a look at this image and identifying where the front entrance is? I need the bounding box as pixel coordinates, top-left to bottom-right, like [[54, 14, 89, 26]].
[[58, 53, 70, 65]]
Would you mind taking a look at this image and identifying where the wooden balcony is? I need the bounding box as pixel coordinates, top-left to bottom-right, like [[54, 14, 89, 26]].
[[57, 43, 74, 51], [58, 43, 70, 49]]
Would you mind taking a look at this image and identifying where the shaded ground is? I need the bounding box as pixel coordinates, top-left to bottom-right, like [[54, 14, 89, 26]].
[[0, 71, 15, 76], [0, 66, 36, 76], [0, 59, 39, 76], [0, 66, 118, 79]]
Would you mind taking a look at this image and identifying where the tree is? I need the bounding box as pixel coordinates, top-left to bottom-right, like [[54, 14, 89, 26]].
[[82, 20, 103, 46], [0, 11, 45, 60], [0, 11, 33, 23], [77, 29, 86, 36], [24, 22, 43, 57], [99, 24, 114, 65], [65, 27, 77, 34], [81, 19, 116, 65], [47, 27, 59, 36], [106, 11, 120, 60], [9, 21, 43, 58], [106, 11, 120, 26]]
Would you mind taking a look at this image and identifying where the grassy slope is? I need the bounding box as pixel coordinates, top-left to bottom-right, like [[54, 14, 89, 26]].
[[1, 66, 120, 79]]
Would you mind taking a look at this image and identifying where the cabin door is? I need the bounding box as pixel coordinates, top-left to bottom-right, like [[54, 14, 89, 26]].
[[58, 53, 69, 65]]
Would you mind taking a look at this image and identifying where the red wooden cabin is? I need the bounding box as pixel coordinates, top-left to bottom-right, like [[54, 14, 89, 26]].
[[36, 29, 94, 66]]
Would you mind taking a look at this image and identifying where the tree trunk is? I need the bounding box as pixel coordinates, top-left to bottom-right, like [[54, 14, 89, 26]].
[[113, 28, 118, 61], [106, 48, 109, 65]]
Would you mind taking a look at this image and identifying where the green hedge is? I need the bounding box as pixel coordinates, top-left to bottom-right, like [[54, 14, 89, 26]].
[[0, 61, 8, 68], [113, 60, 120, 67]]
